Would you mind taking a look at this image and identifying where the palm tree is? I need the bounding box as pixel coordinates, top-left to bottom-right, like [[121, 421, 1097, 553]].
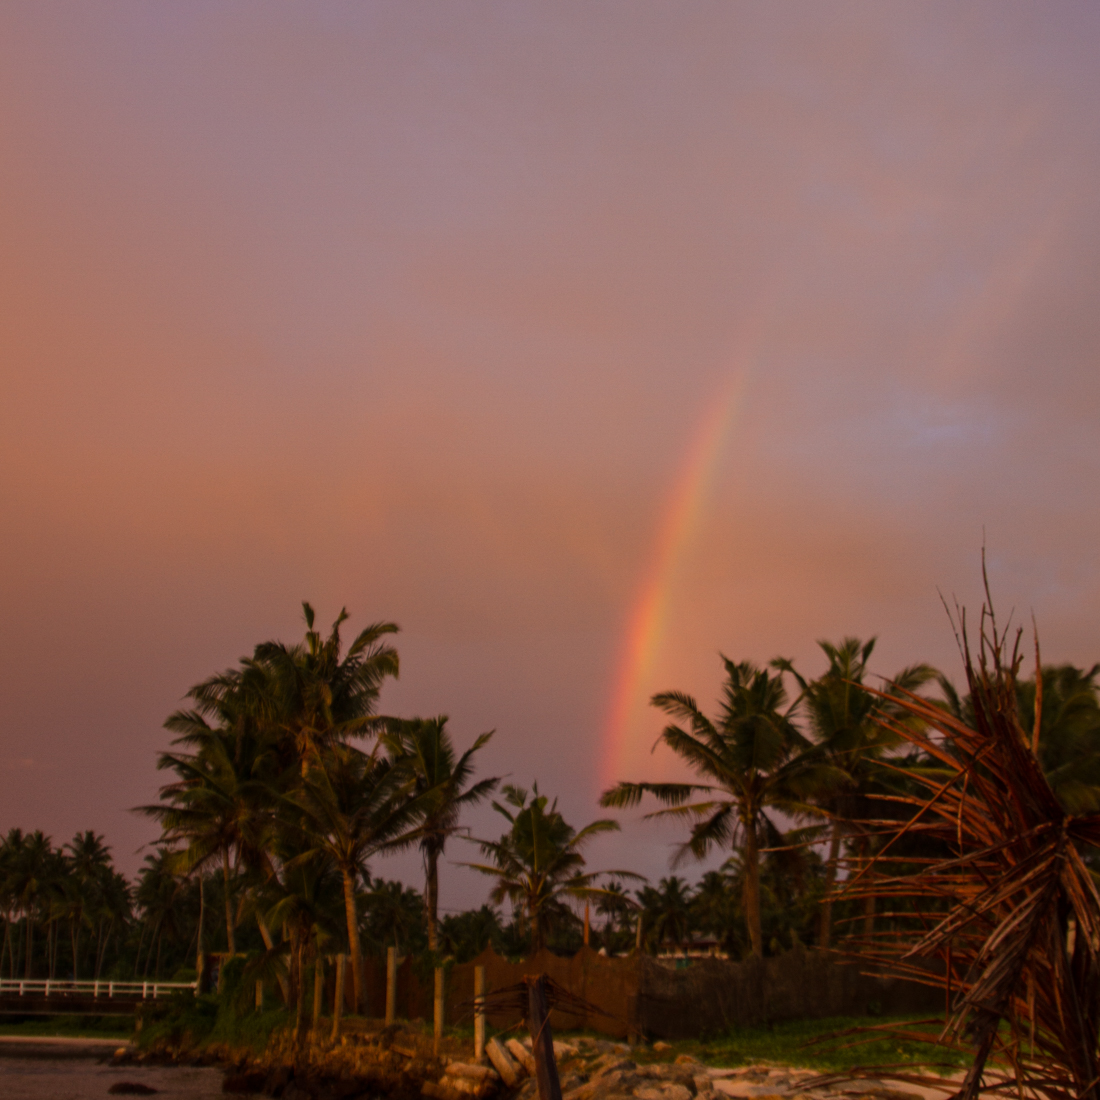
[[601, 656, 837, 957], [637, 876, 694, 953], [465, 783, 638, 954], [138, 724, 262, 955], [776, 638, 936, 946], [6, 830, 55, 979], [383, 716, 498, 952], [64, 831, 111, 981], [290, 741, 430, 1012], [364, 879, 427, 953], [253, 604, 399, 772]]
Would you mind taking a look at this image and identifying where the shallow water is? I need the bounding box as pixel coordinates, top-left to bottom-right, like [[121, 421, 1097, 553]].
[[0, 1046, 225, 1100]]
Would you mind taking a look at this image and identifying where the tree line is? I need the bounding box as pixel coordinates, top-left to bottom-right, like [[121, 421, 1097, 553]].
[[4, 606, 1099, 1015]]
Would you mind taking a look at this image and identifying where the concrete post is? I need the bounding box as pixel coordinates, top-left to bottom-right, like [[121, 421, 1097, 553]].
[[385, 946, 397, 1026], [433, 967, 444, 1057], [474, 965, 486, 1061]]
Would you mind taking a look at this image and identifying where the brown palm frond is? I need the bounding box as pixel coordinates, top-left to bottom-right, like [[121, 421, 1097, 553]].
[[829, 580, 1100, 1100]]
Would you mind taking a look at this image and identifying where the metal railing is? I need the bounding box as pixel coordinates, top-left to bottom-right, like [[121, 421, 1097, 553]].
[[0, 979, 197, 999]]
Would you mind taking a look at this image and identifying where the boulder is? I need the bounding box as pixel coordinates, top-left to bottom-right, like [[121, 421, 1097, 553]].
[[486, 1038, 523, 1087], [224, 1071, 269, 1094], [506, 1039, 537, 1075]]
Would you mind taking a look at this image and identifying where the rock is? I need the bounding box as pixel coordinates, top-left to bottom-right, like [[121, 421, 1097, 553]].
[[675, 1056, 701, 1067], [693, 1076, 714, 1095], [439, 1076, 484, 1097], [224, 1071, 269, 1094], [595, 1060, 637, 1077], [454, 1064, 500, 1082], [108, 1086, 159, 1096], [713, 1084, 785, 1100], [653, 1043, 673, 1054], [263, 1068, 292, 1098], [554, 1042, 580, 1059], [422, 1084, 464, 1100], [486, 1038, 523, 1087], [506, 1039, 537, 1075]]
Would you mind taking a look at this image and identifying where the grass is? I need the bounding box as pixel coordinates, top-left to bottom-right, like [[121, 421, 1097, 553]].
[[627, 1017, 973, 1073], [0, 1015, 135, 1040]]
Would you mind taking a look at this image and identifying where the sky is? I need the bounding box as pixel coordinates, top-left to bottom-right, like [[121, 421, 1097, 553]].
[[2, 3, 1100, 913]]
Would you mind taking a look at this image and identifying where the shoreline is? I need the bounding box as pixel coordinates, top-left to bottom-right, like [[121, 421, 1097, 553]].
[[0, 1034, 134, 1059]]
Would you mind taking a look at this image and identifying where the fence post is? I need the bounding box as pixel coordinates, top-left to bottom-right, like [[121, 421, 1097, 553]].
[[331, 954, 345, 1041], [313, 956, 324, 1032], [474, 965, 486, 1061], [256, 981, 264, 1011], [433, 967, 444, 1057], [385, 946, 396, 1026]]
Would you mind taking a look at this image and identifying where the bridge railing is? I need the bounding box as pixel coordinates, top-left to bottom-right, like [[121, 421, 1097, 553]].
[[0, 979, 197, 1000]]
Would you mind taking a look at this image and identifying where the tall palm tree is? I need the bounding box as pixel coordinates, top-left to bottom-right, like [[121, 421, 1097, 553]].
[[138, 724, 262, 954], [290, 741, 430, 1012], [601, 657, 837, 957], [7, 830, 55, 979], [466, 784, 638, 953], [383, 716, 498, 951], [776, 638, 936, 946], [64, 831, 112, 981], [253, 604, 399, 772]]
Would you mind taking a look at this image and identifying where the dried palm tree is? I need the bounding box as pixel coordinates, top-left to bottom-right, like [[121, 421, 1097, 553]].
[[837, 582, 1100, 1100]]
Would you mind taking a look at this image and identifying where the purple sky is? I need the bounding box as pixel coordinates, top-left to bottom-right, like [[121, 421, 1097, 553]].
[[2, 4, 1100, 912]]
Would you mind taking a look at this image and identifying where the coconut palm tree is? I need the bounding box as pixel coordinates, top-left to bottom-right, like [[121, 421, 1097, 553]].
[[383, 716, 498, 952], [637, 876, 694, 953], [253, 604, 399, 772], [289, 741, 430, 1012], [465, 783, 638, 954], [601, 656, 839, 957], [775, 638, 937, 946], [63, 832, 112, 981], [138, 725, 262, 955]]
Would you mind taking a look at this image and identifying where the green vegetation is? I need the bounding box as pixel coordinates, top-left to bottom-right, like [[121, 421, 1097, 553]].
[[4, 606, 1100, 1060], [637, 1016, 971, 1072]]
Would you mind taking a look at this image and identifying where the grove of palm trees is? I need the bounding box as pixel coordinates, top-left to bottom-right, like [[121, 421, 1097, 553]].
[[5, 603, 1100, 1040]]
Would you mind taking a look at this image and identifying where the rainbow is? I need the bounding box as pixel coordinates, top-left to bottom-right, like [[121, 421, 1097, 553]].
[[600, 373, 747, 786]]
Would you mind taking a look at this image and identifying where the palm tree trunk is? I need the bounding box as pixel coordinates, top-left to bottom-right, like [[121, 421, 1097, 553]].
[[742, 821, 764, 958], [222, 847, 236, 955], [72, 919, 81, 982], [425, 850, 439, 953], [818, 821, 843, 949], [196, 874, 205, 973], [24, 917, 33, 980], [256, 914, 291, 1003], [341, 869, 364, 1013]]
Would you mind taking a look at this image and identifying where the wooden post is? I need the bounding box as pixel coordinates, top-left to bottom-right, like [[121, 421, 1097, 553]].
[[433, 967, 444, 1056], [583, 902, 590, 946], [474, 965, 486, 1061], [312, 956, 324, 1031], [331, 954, 345, 1041], [527, 975, 562, 1100], [385, 946, 396, 1026], [256, 980, 264, 1011], [635, 914, 643, 952]]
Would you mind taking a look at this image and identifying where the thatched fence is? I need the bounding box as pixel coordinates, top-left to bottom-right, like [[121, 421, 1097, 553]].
[[350, 945, 939, 1040]]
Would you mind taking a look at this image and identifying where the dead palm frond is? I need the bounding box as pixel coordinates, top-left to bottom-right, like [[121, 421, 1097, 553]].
[[834, 579, 1100, 1100]]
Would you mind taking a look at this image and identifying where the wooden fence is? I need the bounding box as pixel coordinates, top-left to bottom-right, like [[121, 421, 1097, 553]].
[[347, 945, 940, 1041]]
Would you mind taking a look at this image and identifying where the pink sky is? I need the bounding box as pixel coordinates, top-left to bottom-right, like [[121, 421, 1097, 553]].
[[3, 4, 1100, 909]]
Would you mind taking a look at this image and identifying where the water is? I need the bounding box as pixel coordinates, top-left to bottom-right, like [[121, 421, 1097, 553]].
[[0, 1042, 225, 1100]]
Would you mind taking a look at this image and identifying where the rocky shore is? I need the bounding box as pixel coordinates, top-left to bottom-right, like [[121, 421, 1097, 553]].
[[120, 1024, 944, 1100]]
